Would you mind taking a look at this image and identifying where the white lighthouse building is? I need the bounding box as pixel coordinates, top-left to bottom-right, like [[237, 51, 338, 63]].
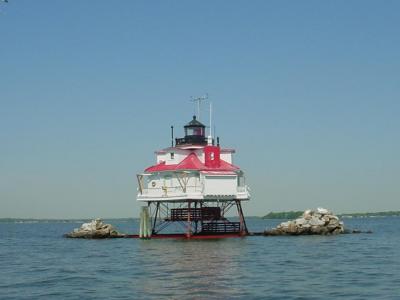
[[136, 114, 250, 238]]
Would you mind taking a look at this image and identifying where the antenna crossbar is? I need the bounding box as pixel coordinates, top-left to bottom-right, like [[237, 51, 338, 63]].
[[190, 94, 208, 121]]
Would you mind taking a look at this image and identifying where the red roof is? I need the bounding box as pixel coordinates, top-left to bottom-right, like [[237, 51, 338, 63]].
[[144, 153, 239, 173]]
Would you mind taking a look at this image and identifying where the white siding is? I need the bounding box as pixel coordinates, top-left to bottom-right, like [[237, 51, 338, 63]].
[[194, 149, 205, 163], [143, 172, 202, 198], [220, 153, 232, 164], [156, 153, 166, 164], [164, 149, 192, 165], [203, 175, 237, 196]]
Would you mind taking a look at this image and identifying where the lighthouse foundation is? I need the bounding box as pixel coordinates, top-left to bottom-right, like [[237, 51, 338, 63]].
[[146, 199, 248, 238]]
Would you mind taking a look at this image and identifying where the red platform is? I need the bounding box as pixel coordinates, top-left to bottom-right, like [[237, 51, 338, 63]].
[[126, 233, 246, 239]]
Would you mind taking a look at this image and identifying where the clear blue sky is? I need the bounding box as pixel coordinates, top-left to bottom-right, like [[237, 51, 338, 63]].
[[1, 1, 399, 218]]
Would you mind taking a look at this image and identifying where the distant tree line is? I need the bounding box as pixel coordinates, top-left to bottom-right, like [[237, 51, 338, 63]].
[[339, 211, 400, 218], [262, 211, 304, 219], [262, 210, 400, 219]]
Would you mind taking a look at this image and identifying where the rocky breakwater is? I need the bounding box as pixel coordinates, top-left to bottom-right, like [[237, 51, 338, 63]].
[[64, 219, 126, 238], [264, 208, 344, 236]]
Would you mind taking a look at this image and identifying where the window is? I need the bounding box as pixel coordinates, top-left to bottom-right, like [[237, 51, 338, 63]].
[[170, 152, 174, 159], [186, 127, 204, 136]]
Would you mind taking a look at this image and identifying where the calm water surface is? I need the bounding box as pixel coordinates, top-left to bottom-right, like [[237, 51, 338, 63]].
[[0, 217, 399, 299]]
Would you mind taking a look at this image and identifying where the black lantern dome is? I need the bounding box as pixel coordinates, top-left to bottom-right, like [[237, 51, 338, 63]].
[[175, 116, 207, 146]]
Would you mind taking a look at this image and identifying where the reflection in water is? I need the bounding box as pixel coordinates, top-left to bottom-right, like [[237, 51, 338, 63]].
[[133, 239, 248, 299]]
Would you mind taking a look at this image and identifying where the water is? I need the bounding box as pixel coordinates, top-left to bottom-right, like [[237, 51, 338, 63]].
[[1, 217, 400, 299]]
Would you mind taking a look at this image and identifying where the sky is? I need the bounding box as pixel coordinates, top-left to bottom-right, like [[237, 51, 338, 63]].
[[0, 1, 399, 218]]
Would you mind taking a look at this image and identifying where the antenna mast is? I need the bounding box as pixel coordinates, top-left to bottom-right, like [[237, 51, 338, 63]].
[[190, 94, 208, 121], [209, 101, 213, 138]]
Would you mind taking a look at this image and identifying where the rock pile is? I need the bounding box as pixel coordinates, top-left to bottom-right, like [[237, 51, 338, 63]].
[[64, 219, 126, 238], [264, 208, 345, 236]]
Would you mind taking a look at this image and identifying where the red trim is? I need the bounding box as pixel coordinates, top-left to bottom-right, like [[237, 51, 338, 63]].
[[145, 152, 239, 173], [204, 145, 221, 168], [219, 159, 239, 170], [126, 233, 245, 239]]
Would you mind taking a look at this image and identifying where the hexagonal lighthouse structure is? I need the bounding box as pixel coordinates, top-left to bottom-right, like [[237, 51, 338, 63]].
[[136, 115, 250, 238]]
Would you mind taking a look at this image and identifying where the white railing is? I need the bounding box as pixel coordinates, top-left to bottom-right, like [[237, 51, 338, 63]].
[[237, 185, 250, 195], [237, 185, 250, 197], [139, 184, 251, 198], [140, 185, 203, 197], [237, 186, 246, 193]]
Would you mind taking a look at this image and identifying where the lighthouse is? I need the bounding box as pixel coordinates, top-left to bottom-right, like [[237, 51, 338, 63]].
[[136, 114, 251, 238]]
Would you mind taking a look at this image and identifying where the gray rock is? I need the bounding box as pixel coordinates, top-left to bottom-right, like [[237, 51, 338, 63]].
[[332, 228, 343, 235], [317, 207, 331, 215], [302, 210, 312, 220], [328, 218, 339, 225], [64, 219, 126, 239], [264, 208, 346, 236], [309, 216, 325, 226], [323, 215, 331, 224], [287, 223, 298, 234], [310, 225, 322, 234], [295, 218, 307, 226]]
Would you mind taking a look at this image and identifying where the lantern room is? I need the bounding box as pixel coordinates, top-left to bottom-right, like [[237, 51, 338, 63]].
[[175, 115, 208, 146]]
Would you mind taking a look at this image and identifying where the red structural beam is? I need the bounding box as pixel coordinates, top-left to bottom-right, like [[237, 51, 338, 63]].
[[126, 233, 246, 239]]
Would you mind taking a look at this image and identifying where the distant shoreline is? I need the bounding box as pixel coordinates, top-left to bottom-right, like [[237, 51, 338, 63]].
[[1, 211, 400, 223], [262, 211, 400, 219], [0, 218, 137, 223]]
